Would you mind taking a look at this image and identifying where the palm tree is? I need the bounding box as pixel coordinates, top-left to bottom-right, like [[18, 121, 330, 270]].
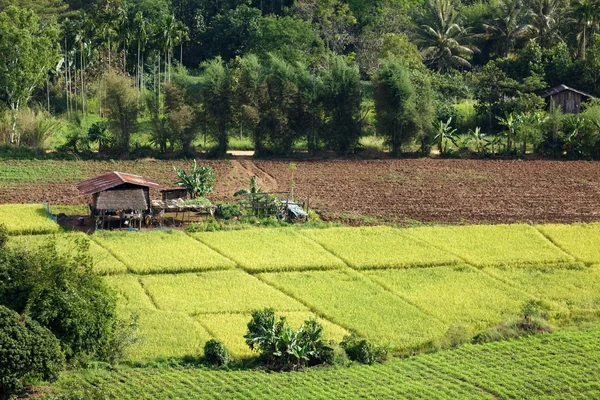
[[528, 0, 563, 48], [133, 12, 148, 98], [483, 0, 533, 57], [569, 0, 600, 59], [415, 0, 477, 72]]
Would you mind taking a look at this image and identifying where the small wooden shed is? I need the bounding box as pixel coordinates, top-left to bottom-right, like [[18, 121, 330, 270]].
[[76, 171, 160, 229], [539, 85, 595, 114]]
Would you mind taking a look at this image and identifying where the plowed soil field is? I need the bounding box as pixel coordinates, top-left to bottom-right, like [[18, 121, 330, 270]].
[[2, 158, 600, 224]]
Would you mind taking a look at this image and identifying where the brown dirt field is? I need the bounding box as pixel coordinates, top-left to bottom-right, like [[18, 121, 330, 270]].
[[2, 158, 600, 224]]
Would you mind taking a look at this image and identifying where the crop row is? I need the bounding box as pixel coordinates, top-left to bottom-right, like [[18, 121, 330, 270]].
[[53, 327, 600, 399]]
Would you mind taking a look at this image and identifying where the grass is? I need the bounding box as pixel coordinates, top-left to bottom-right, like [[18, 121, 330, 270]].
[[300, 226, 461, 269], [193, 229, 346, 272], [92, 230, 236, 274], [406, 224, 575, 267], [0, 161, 83, 185], [0, 204, 60, 235], [537, 223, 600, 264], [140, 271, 308, 315], [416, 327, 600, 399], [483, 265, 600, 313], [52, 327, 600, 399], [258, 270, 448, 351], [364, 265, 532, 331], [8, 233, 127, 275], [198, 312, 349, 359]]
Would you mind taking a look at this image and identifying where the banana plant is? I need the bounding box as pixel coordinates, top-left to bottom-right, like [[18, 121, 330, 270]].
[[469, 127, 486, 156], [563, 115, 586, 158], [173, 159, 215, 199], [433, 117, 459, 156]]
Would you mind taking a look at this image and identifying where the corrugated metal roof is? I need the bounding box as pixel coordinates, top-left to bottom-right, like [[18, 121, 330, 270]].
[[96, 188, 149, 210], [76, 171, 160, 195], [539, 84, 595, 99]]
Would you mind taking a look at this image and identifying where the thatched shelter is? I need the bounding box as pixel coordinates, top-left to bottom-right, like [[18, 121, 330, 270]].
[[76, 171, 160, 229]]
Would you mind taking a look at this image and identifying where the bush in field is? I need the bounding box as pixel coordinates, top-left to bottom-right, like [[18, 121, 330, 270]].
[[340, 332, 388, 365], [244, 308, 332, 370], [0, 237, 118, 362], [473, 300, 553, 344], [204, 339, 232, 367], [0, 305, 64, 398], [0, 224, 7, 248]]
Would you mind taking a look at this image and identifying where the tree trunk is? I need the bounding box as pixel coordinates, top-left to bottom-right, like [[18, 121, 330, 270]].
[[9, 103, 18, 145]]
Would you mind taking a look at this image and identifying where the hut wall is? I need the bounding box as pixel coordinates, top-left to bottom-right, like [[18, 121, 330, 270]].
[[549, 91, 583, 114]]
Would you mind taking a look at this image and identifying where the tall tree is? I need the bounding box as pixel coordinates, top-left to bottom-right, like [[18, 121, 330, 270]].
[[319, 56, 363, 155], [569, 0, 600, 59], [200, 57, 233, 157], [374, 57, 417, 156], [528, 0, 563, 48], [102, 70, 139, 153], [483, 0, 533, 57], [415, 0, 476, 72], [0, 6, 60, 144]]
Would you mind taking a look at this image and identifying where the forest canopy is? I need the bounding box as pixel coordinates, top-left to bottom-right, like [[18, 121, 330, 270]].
[[2, 0, 600, 158]]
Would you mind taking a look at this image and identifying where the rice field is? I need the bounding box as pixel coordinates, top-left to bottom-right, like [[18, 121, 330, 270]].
[[121, 309, 212, 361], [0, 204, 60, 235], [364, 265, 533, 330], [406, 224, 575, 267], [93, 230, 236, 274], [257, 270, 448, 350], [300, 226, 461, 269], [9, 233, 127, 275], [198, 312, 349, 359], [140, 271, 308, 314], [104, 275, 155, 311], [483, 265, 600, 312], [193, 229, 346, 272], [537, 223, 600, 264], [52, 327, 600, 399]]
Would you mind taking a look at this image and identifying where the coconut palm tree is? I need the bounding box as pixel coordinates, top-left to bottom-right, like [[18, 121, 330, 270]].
[[482, 0, 533, 57], [569, 0, 600, 59], [528, 0, 563, 48], [415, 0, 477, 72]]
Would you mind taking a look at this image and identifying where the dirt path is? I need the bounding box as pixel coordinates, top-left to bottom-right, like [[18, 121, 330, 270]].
[[229, 160, 279, 193]]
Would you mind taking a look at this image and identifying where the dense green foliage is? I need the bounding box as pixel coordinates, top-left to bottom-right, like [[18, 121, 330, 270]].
[[203, 339, 231, 367], [244, 308, 333, 370], [0, 305, 64, 398], [6, 0, 600, 157], [0, 238, 117, 361]]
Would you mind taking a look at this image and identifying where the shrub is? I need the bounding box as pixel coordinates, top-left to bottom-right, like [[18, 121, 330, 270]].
[[473, 300, 554, 344], [204, 339, 232, 367], [0, 305, 65, 398], [0, 223, 7, 248], [244, 308, 332, 370], [0, 237, 118, 362], [340, 333, 388, 365], [218, 203, 242, 219]]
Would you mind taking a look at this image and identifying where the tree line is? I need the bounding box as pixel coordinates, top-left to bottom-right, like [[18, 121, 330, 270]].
[[4, 0, 600, 157]]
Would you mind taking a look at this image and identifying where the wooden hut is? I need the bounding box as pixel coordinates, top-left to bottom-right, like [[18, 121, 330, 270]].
[[539, 85, 595, 114], [76, 171, 160, 229]]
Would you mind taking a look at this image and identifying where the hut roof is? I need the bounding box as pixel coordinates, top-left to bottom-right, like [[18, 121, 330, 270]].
[[539, 84, 595, 99], [76, 171, 160, 196], [96, 189, 148, 211]]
